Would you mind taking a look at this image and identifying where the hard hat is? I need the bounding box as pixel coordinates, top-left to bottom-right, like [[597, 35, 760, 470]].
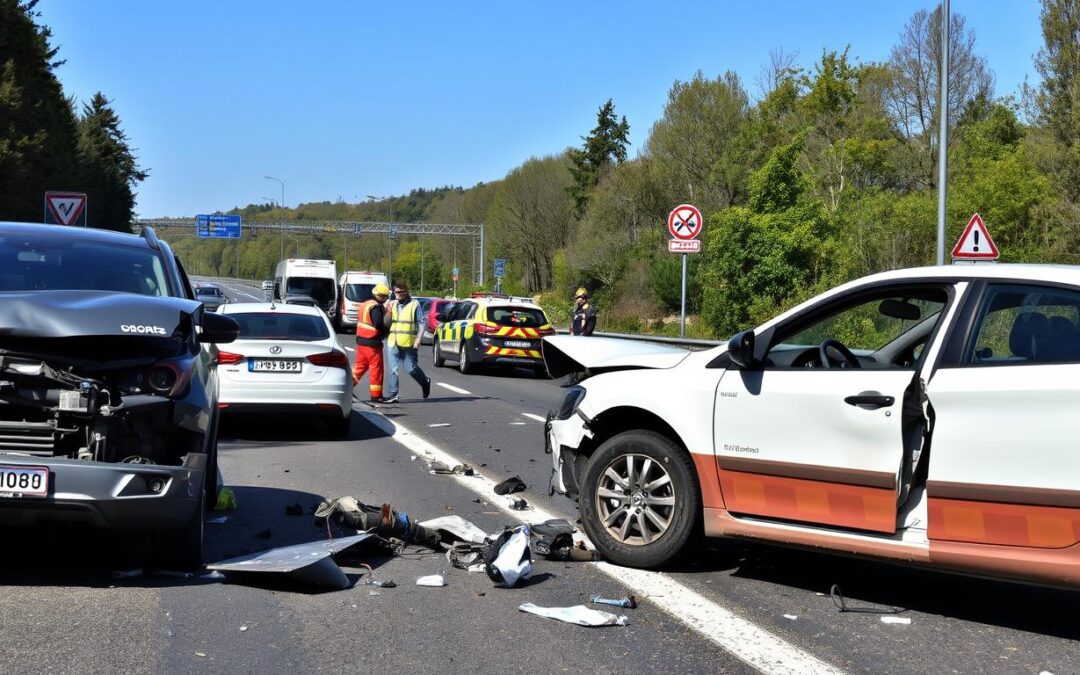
[[373, 283, 391, 297], [575, 287, 588, 298]]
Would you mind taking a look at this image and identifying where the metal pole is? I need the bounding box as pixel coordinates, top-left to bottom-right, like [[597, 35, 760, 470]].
[[679, 253, 687, 337], [420, 232, 425, 292], [478, 223, 485, 287], [936, 0, 950, 265], [387, 227, 393, 284], [265, 176, 285, 261]]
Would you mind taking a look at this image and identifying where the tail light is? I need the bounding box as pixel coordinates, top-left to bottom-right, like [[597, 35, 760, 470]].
[[474, 323, 495, 335], [217, 351, 244, 365], [308, 350, 349, 369], [538, 327, 556, 336]]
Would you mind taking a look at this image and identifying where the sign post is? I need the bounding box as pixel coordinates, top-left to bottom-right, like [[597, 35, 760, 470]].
[[452, 266, 460, 298], [196, 214, 242, 239], [44, 191, 88, 226], [493, 258, 506, 294], [667, 204, 703, 337], [950, 213, 999, 263]]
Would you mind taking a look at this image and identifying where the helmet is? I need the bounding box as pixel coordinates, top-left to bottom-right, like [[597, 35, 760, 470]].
[[373, 283, 391, 297], [574, 287, 589, 299]]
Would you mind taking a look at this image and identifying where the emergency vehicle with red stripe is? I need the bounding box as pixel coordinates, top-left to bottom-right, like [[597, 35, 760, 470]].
[[432, 294, 554, 376]]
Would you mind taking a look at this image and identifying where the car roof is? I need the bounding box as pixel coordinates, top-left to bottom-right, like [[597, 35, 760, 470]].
[[474, 297, 543, 310], [853, 263, 1080, 286], [0, 221, 152, 248], [221, 302, 325, 316]]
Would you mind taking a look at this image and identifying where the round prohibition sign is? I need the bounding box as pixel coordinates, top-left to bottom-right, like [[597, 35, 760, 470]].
[[668, 204, 703, 240]]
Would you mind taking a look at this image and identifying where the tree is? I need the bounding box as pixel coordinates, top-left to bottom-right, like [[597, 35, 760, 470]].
[[645, 71, 752, 211], [0, 0, 80, 222], [489, 154, 575, 292], [887, 5, 994, 189], [76, 92, 147, 231], [566, 99, 630, 216], [1033, 0, 1080, 199]]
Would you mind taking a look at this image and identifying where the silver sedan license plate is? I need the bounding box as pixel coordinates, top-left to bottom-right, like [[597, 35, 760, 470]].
[[249, 359, 302, 373], [503, 340, 532, 348], [0, 465, 49, 498]]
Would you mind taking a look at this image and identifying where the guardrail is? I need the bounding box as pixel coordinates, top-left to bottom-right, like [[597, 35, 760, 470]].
[[201, 275, 723, 351]]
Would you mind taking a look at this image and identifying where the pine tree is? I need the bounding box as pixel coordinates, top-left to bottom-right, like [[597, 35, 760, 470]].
[[76, 92, 147, 231], [567, 99, 630, 216], [0, 0, 80, 222]]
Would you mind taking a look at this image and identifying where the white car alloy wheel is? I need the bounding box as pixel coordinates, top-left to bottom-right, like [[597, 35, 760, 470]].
[[433, 341, 445, 367], [579, 430, 699, 568], [458, 342, 472, 374]]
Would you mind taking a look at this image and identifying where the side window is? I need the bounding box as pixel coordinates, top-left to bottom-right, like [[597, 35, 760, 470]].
[[174, 256, 196, 299], [966, 284, 1080, 365], [468, 304, 480, 320], [764, 286, 948, 370]]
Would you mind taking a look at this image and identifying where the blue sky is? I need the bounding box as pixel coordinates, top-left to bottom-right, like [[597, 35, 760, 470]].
[[40, 1, 1044, 217]]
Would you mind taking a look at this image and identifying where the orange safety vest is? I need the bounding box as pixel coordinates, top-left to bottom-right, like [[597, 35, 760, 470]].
[[355, 299, 381, 340]]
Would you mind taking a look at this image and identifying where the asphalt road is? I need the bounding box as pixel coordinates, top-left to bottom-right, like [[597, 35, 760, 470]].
[[2, 280, 1078, 674]]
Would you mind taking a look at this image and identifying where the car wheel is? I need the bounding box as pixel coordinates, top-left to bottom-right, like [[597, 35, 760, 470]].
[[150, 490, 205, 571], [458, 342, 473, 374], [578, 430, 700, 569], [433, 342, 445, 367], [329, 414, 351, 438]]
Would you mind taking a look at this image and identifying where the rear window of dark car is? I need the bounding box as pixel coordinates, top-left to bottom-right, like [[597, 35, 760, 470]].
[[196, 287, 223, 296], [0, 235, 169, 296], [488, 306, 547, 327], [286, 277, 335, 306], [229, 313, 330, 341]]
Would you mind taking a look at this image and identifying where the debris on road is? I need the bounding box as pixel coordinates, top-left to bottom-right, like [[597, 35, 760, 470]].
[[428, 423, 451, 428], [484, 525, 533, 588], [429, 462, 475, 476], [531, 519, 574, 558], [416, 574, 446, 587], [829, 584, 903, 614], [368, 579, 397, 588], [493, 475, 526, 494], [592, 595, 637, 609], [417, 515, 491, 544], [314, 497, 442, 549], [518, 603, 630, 627], [880, 616, 911, 625], [783, 614, 798, 621], [207, 533, 375, 589], [508, 498, 530, 510], [239, 625, 248, 632]]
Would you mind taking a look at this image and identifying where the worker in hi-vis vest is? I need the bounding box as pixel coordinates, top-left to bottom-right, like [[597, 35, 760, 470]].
[[351, 282, 391, 402], [382, 280, 431, 403]]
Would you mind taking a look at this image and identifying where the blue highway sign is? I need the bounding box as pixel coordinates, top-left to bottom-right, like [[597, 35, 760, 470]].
[[196, 214, 242, 239], [493, 259, 506, 278]]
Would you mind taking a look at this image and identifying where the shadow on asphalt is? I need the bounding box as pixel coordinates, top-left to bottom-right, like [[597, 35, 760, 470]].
[[669, 538, 1080, 641], [220, 409, 390, 443]]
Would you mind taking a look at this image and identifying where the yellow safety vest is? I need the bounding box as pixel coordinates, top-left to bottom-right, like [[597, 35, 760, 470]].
[[389, 299, 420, 348]]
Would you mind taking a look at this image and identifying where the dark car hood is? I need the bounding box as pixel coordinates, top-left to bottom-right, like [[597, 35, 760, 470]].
[[0, 290, 202, 338]]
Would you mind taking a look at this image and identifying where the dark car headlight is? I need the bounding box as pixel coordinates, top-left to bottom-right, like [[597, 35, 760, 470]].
[[555, 386, 586, 420]]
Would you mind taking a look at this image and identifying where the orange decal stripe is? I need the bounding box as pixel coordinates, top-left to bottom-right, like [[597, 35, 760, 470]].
[[928, 498, 1080, 548], [718, 469, 897, 534]]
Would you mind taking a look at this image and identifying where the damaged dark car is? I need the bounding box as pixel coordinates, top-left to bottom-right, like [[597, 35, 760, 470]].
[[0, 222, 239, 568]]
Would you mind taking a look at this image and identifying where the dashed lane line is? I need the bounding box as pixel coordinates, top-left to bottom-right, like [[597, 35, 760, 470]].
[[436, 382, 471, 395], [521, 413, 546, 423], [355, 408, 845, 675]]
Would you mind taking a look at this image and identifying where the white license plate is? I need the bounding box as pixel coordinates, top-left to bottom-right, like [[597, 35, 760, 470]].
[[503, 340, 533, 348], [0, 465, 49, 498], [249, 359, 302, 373]]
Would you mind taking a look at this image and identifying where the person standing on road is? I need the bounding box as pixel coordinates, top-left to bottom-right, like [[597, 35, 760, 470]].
[[383, 280, 432, 403], [570, 287, 597, 336], [352, 283, 391, 403]]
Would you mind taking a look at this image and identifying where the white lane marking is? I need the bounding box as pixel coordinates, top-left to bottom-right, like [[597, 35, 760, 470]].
[[355, 409, 844, 675], [428, 423, 451, 428], [509, 422, 527, 426], [436, 382, 471, 395], [521, 413, 546, 423]]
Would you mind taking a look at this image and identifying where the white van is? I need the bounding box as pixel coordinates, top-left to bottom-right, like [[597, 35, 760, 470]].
[[274, 259, 338, 322], [337, 271, 389, 332]]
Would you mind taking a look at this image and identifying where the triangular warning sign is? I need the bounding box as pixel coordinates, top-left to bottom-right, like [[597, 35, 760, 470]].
[[951, 213, 999, 260], [45, 192, 87, 226]]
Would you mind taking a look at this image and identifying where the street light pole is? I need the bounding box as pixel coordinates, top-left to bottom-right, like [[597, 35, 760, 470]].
[[367, 195, 394, 282], [265, 176, 285, 261]]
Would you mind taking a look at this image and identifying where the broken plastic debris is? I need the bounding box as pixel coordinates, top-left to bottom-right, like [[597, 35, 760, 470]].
[[418, 515, 491, 544], [509, 498, 529, 510], [207, 534, 374, 589], [518, 603, 629, 627], [484, 525, 533, 588], [493, 475, 527, 495], [591, 595, 637, 609], [880, 616, 911, 625], [416, 574, 446, 587], [429, 462, 475, 476], [239, 625, 248, 632], [783, 614, 798, 621], [368, 579, 397, 588]]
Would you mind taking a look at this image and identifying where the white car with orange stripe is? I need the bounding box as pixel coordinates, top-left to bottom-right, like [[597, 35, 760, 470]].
[[544, 264, 1080, 588], [432, 295, 555, 375]]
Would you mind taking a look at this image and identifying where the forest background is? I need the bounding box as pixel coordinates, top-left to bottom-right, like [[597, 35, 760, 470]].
[[3, 0, 1080, 337]]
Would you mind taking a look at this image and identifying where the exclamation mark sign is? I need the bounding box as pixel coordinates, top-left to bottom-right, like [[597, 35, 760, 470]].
[[973, 230, 980, 252]]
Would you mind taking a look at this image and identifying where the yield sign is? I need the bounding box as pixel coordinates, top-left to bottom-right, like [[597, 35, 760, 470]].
[[44, 191, 88, 226], [668, 204, 703, 240], [951, 213, 999, 260]]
